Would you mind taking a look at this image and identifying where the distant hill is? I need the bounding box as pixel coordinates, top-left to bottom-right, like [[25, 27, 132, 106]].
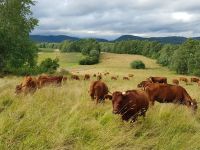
[[30, 35, 80, 43], [115, 35, 188, 44], [148, 36, 187, 44], [30, 35, 108, 43], [114, 35, 144, 41], [30, 35, 200, 44]]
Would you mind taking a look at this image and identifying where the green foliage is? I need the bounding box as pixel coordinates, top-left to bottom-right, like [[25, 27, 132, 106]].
[[130, 60, 145, 69], [39, 58, 60, 74], [0, 0, 38, 74], [37, 43, 60, 49], [171, 39, 200, 75], [89, 50, 100, 57], [79, 56, 99, 65]]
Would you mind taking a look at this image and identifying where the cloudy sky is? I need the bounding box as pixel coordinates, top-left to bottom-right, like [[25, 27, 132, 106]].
[[31, 0, 200, 39]]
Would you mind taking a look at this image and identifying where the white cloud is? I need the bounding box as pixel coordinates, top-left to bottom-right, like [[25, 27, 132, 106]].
[[31, 0, 200, 39], [172, 12, 195, 22]]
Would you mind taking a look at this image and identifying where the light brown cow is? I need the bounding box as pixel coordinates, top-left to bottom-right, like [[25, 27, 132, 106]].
[[89, 80, 109, 104], [71, 75, 80, 80], [84, 74, 90, 80], [15, 76, 38, 95], [172, 79, 179, 85], [179, 77, 188, 84], [123, 77, 129, 80], [191, 78, 199, 83], [97, 75, 102, 80], [104, 72, 110, 76], [111, 76, 117, 80], [128, 74, 134, 78]]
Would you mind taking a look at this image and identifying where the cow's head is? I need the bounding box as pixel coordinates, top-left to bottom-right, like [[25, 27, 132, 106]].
[[105, 91, 127, 114], [15, 84, 22, 94], [190, 99, 198, 111], [185, 99, 198, 112]]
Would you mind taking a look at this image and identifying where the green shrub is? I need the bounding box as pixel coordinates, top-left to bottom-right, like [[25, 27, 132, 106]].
[[89, 50, 99, 57], [39, 58, 60, 74], [79, 56, 99, 65], [130, 60, 145, 69]]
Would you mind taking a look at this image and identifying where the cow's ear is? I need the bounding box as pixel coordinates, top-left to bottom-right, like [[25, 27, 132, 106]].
[[104, 94, 112, 100]]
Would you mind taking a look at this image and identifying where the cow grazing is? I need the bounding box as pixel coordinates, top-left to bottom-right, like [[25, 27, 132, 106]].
[[111, 76, 117, 80], [123, 77, 129, 80], [137, 81, 153, 90], [63, 77, 67, 81], [97, 75, 102, 80], [105, 90, 149, 122], [71, 75, 80, 80], [89, 81, 109, 104], [148, 76, 167, 84], [104, 72, 110, 76], [128, 74, 134, 78], [172, 79, 179, 85], [145, 83, 197, 111], [37, 75, 63, 88], [191, 78, 199, 83], [84, 74, 90, 80], [179, 77, 188, 84], [15, 76, 38, 95]]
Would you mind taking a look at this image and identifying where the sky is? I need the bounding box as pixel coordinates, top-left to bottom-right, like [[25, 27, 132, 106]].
[[31, 0, 200, 40]]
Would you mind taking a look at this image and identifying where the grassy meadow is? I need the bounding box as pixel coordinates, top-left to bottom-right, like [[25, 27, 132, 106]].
[[0, 51, 200, 149]]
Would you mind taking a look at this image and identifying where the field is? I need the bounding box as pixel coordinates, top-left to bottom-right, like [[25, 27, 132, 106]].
[[0, 51, 200, 150]]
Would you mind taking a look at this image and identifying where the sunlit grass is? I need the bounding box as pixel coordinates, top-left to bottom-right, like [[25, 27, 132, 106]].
[[0, 52, 200, 149]]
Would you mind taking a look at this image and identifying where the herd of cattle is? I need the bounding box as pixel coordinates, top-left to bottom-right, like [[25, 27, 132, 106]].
[[15, 73, 199, 122]]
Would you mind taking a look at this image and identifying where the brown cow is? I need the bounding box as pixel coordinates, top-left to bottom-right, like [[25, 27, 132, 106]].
[[104, 72, 110, 76], [123, 77, 129, 80], [97, 75, 102, 80], [145, 83, 197, 111], [111, 76, 117, 80], [89, 81, 109, 104], [105, 90, 149, 122], [15, 76, 38, 95], [84, 74, 90, 80], [191, 77, 199, 83], [71, 75, 80, 80], [128, 74, 134, 78], [148, 76, 167, 84], [63, 77, 67, 81], [37, 75, 63, 88], [172, 79, 179, 85], [179, 77, 188, 84], [137, 81, 153, 90]]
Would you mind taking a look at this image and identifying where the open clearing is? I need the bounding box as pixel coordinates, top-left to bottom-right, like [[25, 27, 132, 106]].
[[0, 52, 200, 149]]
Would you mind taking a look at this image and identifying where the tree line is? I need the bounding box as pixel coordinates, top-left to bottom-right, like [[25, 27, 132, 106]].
[[38, 39, 200, 76]]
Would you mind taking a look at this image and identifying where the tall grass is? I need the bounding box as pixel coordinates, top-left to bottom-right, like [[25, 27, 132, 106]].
[[0, 53, 200, 149]]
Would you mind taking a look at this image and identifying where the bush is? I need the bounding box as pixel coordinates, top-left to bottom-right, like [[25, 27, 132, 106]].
[[89, 50, 99, 57], [39, 58, 60, 74], [130, 60, 145, 69], [79, 56, 99, 65]]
